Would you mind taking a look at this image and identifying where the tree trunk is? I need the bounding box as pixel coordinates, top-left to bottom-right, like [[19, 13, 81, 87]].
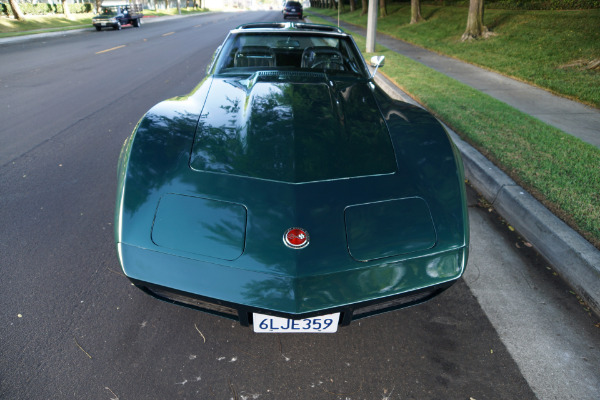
[[339, 0, 345, 13], [61, 0, 72, 19], [410, 0, 423, 24], [360, 0, 367, 16], [349, 0, 355, 12], [462, 0, 491, 41], [379, 0, 387, 18], [8, 0, 25, 20]]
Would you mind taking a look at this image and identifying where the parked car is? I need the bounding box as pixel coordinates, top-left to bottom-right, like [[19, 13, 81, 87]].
[[92, 0, 143, 31], [115, 22, 469, 333], [282, 1, 303, 19]]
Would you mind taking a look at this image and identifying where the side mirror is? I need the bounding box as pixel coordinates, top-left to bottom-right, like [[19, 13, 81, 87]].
[[370, 55, 385, 78], [370, 55, 385, 68]]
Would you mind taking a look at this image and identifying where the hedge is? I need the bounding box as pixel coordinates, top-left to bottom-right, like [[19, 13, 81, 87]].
[[2, 2, 94, 16]]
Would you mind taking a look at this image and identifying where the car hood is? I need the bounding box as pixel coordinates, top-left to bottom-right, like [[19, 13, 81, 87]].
[[147, 74, 439, 272], [116, 73, 468, 313], [190, 72, 398, 183]]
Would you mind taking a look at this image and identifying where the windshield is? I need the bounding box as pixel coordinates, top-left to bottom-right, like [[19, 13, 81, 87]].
[[100, 6, 119, 15], [214, 32, 369, 78]]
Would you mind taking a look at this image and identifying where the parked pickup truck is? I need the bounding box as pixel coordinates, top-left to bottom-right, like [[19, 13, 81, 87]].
[[92, 1, 143, 31]]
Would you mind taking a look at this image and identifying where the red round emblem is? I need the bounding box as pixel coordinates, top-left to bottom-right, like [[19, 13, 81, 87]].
[[283, 227, 310, 249]]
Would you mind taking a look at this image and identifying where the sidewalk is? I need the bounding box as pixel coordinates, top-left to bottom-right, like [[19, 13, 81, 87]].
[[374, 32, 600, 149], [314, 15, 600, 316]]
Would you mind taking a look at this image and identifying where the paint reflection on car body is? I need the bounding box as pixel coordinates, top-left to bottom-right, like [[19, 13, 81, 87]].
[[114, 22, 469, 329]]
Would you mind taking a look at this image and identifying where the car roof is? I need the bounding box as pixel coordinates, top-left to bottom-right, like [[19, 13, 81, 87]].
[[231, 22, 348, 38]]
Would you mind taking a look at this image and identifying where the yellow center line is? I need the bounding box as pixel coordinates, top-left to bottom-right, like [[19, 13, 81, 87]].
[[96, 45, 126, 54], [162, 32, 175, 37]]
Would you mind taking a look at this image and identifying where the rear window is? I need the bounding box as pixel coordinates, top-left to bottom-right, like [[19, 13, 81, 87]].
[[286, 2, 302, 7]]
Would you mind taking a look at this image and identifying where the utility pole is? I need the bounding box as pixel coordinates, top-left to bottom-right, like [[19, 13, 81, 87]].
[[366, 0, 378, 52]]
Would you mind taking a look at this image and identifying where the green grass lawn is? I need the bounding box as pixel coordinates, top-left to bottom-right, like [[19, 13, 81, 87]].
[[311, 4, 600, 108], [0, 14, 93, 36], [307, 11, 600, 248]]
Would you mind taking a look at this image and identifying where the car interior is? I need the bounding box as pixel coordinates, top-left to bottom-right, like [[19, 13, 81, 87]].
[[221, 38, 363, 75]]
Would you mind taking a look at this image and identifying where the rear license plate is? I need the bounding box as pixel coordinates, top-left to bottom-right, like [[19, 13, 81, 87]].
[[253, 313, 339, 333]]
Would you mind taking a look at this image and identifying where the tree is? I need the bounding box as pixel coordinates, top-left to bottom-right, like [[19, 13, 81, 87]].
[[410, 0, 423, 24], [8, 0, 25, 20], [61, 0, 72, 19], [462, 0, 494, 41], [361, 0, 367, 16], [379, 0, 387, 17]]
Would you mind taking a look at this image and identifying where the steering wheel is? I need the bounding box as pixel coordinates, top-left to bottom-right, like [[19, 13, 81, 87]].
[[311, 59, 344, 70]]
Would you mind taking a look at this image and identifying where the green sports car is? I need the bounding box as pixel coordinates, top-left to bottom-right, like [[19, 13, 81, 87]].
[[115, 22, 469, 333]]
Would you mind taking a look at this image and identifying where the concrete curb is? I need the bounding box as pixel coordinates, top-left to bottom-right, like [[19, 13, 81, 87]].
[[375, 73, 600, 317], [0, 27, 88, 44]]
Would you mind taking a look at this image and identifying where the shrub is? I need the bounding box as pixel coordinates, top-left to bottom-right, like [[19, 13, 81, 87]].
[[4, 2, 94, 15]]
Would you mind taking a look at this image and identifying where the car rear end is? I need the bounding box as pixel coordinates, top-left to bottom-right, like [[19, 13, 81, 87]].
[[283, 1, 302, 19]]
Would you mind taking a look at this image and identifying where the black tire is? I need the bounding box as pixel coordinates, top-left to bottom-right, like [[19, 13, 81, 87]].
[[95, 26, 101, 31], [114, 21, 121, 30], [133, 18, 141, 27]]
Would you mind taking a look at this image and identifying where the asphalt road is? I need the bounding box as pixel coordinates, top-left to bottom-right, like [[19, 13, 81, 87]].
[[1, 11, 598, 400]]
